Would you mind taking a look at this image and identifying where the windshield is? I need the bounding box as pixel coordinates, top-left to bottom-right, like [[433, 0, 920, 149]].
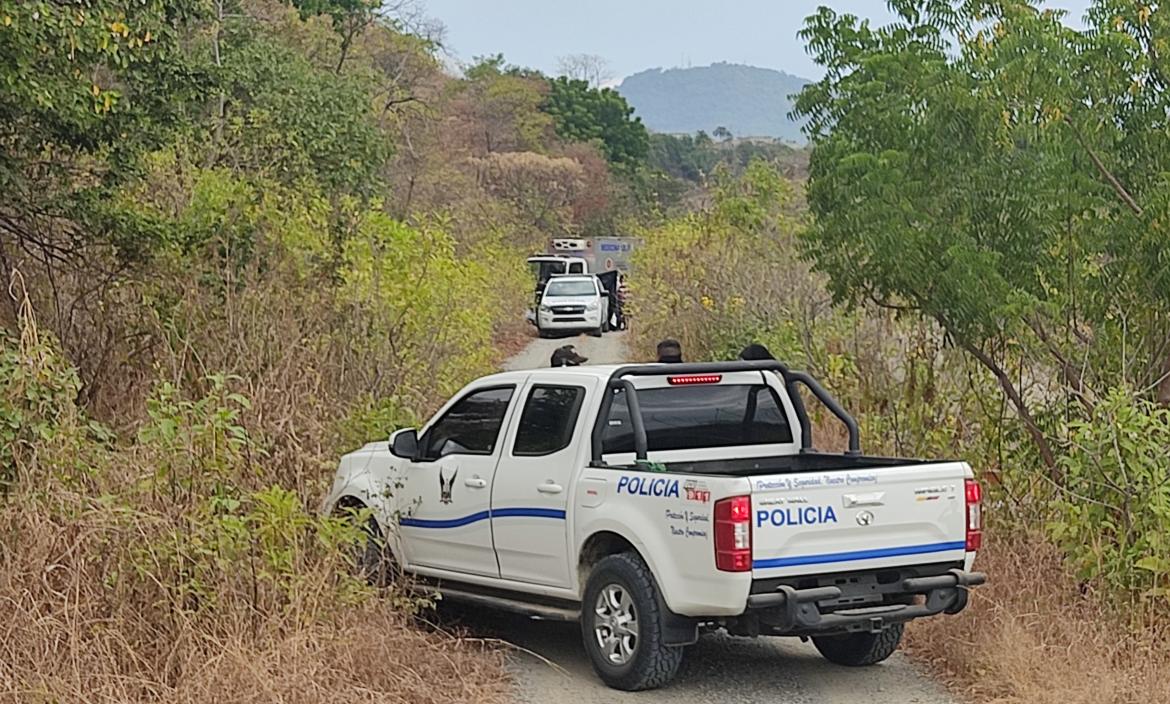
[[529, 261, 567, 284], [544, 279, 597, 297]]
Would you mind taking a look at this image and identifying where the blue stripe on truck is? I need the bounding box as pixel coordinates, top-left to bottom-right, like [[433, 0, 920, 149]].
[[752, 540, 967, 570], [399, 508, 566, 529]]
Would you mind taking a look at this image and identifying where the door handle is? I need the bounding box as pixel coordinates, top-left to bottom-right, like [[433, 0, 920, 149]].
[[537, 481, 564, 494], [843, 492, 885, 507], [464, 476, 487, 489]]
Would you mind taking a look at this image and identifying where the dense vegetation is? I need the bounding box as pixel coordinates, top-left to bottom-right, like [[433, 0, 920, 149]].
[[0, 1, 653, 700], [9, 0, 1170, 701], [647, 132, 809, 190], [617, 63, 810, 141], [631, 1, 1170, 700], [795, 0, 1170, 599]]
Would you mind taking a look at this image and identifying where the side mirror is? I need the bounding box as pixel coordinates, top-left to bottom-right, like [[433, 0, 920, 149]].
[[389, 428, 419, 460]]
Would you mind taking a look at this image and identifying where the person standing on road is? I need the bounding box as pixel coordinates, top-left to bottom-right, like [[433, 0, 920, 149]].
[[615, 274, 630, 331], [656, 339, 683, 363]]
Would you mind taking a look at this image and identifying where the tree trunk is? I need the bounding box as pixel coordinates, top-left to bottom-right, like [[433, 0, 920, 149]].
[[958, 338, 1060, 480]]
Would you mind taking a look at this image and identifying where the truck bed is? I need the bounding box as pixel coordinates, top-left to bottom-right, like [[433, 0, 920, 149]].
[[612, 452, 935, 477]]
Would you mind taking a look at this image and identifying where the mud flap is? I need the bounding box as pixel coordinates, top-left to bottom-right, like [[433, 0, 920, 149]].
[[657, 594, 699, 646]]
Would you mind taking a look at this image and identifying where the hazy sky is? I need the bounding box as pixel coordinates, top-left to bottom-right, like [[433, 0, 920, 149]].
[[421, 1, 1093, 82]]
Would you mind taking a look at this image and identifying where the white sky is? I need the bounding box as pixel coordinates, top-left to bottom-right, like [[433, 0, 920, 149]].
[[420, 0, 1094, 81]]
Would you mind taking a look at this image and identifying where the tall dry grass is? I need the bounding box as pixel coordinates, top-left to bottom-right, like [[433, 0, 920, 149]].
[[906, 532, 1170, 704], [0, 205, 524, 702], [0, 489, 510, 704]]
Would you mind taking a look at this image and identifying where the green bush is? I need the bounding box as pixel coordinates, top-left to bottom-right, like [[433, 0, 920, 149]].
[[1050, 388, 1170, 603]]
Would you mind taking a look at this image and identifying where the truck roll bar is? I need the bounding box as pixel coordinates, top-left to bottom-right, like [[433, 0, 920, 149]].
[[590, 360, 861, 463]]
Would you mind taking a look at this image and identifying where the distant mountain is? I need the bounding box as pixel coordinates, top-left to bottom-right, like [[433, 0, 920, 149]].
[[617, 63, 811, 142]]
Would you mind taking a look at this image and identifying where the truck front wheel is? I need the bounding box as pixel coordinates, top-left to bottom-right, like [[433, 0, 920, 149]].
[[812, 623, 904, 666], [581, 553, 684, 691]]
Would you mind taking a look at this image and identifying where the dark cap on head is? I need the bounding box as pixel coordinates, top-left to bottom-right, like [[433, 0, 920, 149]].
[[739, 343, 775, 361], [551, 345, 588, 367], [656, 339, 683, 363]]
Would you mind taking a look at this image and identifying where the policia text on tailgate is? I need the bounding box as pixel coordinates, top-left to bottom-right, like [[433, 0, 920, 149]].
[[325, 360, 985, 691]]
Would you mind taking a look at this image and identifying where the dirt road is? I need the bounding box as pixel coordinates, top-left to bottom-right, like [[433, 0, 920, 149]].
[[482, 330, 958, 704], [502, 329, 635, 371]]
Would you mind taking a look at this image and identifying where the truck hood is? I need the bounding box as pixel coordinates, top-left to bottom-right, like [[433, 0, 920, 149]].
[[541, 296, 598, 307]]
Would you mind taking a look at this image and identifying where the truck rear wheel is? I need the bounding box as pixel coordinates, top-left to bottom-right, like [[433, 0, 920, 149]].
[[581, 553, 683, 691], [812, 623, 904, 666]]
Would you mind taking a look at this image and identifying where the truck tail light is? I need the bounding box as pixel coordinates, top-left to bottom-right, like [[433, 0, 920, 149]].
[[668, 374, 723, 385], [965, 479, 983, 551], [714, 495, 752, 572]]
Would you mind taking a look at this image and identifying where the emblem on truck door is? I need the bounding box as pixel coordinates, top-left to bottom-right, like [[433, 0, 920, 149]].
[[856, 510, 875, 526], [439, 468, 457, 504]]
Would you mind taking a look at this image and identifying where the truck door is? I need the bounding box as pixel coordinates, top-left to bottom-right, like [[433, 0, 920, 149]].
[[491, 374, 594, 587], [398, 385, 517, 578]]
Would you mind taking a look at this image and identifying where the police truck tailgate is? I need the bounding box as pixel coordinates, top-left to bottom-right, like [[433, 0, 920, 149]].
[[748, 462, 969, 578]]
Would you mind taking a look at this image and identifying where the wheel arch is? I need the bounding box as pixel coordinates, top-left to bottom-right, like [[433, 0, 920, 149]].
[[577, 530, 700, 657], [328, 490, 404, 566], [578, 530, 640, 593]]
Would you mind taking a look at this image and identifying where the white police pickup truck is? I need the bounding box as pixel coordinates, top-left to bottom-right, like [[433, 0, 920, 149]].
[[325, 361, 985, 691]]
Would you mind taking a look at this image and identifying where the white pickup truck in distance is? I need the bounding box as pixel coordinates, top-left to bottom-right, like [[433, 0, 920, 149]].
[[325, 361, 986, 691], [535, 274, 610, 337]]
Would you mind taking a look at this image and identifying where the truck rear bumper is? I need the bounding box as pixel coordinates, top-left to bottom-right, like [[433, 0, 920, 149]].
[[742, 567, 985, 636]]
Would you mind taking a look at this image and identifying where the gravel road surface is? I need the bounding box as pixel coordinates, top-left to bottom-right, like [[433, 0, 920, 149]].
[[502, 329, 635, 370], [484, 329, 958, 704]]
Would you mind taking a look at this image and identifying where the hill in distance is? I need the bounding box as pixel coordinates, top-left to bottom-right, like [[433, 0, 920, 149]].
[[617, 62, 811, 142]]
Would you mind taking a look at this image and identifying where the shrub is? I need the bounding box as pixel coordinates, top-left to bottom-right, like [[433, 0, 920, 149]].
[[1050, 388, 1170, 605]]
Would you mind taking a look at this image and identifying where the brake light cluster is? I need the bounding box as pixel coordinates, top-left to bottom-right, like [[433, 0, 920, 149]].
[[667, 374, 723, 386], [965, 479, 983, 551], [714, 496, 752, 572]]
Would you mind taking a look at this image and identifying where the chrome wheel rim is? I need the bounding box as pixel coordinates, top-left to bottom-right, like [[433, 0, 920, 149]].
[[593, 583, 638, 665]]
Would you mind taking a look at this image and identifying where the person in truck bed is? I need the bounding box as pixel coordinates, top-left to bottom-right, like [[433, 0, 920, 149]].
[[739, 343, 775, 361], [656, 339, 683, 363]]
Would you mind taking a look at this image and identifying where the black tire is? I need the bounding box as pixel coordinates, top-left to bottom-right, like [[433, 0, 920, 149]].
[[590, 327, 603, 337], [338, 503, 397, 587], [812, 623, 904, 666], [580, 553, 684, 691], [536, 325, 549, 339]]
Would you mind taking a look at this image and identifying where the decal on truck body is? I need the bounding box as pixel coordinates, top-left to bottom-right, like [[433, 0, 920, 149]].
[[755, 505, 839, 528], [616, 475, 680, 498]]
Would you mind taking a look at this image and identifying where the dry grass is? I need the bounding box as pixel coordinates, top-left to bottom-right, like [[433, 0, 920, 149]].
[[0, 479, 512, 704], [905, 532, 1170, 704], [0, 239, 522, 702]]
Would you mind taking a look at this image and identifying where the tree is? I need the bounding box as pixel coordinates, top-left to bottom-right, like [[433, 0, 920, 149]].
[[458, 55, 552, 154], [472, 151, 584, 232], [0, 0, 207, 264], [713, 125, 733, 142], [793, 1, 1170, 475], [542, 77, 649, 169], [556, 53, 614, 89]]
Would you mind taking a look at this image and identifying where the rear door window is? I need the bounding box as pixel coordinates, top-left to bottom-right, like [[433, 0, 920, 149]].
[[601, 384, 792, 454]]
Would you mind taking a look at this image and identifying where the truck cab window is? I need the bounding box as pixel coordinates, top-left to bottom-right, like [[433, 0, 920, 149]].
[[513, 385, 586, 456], [423, 386, 514, 458], [602, 384, 793, 454]]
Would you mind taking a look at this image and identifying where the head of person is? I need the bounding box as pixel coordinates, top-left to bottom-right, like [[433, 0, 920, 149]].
[[738, 343, 775, 361], [550, 345, 588, 367], [656, 339, 683, 364]]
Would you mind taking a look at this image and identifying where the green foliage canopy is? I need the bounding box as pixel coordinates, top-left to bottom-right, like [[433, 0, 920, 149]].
[[542, 77, 649, 169], [794, 0, 1170, 470]]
